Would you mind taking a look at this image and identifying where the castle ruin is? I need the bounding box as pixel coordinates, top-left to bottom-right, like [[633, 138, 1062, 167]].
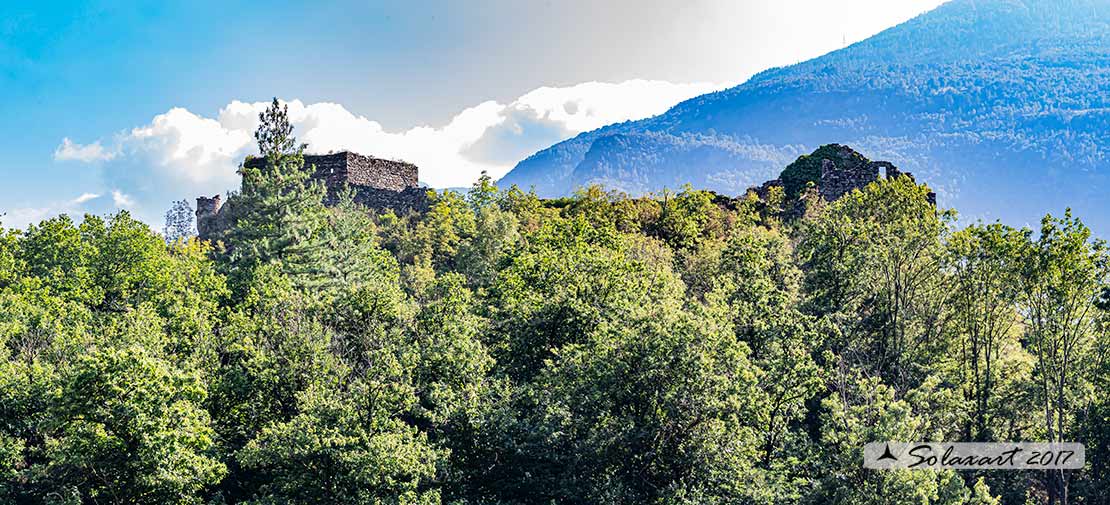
[[751, 144, 936, 206], [195, 194, 226, 241], [196, 151, 428, 241]]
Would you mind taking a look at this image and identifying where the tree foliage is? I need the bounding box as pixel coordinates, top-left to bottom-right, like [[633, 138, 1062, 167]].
[[164, 199, 197, 244], [3, 119, 1108, 504]]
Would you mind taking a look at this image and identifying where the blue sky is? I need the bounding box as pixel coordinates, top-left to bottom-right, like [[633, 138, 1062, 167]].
[[0, 0, 946, 228]]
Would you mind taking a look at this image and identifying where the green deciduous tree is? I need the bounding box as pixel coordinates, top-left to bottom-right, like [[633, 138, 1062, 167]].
[[237, 382, 441, 505], [476, 302, 768, 504], [799, 176, 950, 389], [813, 375, 992, 505], [486, 216, 680, 380], [944, 224, 1032, 442], [37, 347, 224, 504], [1019, 211, 1109, 504]]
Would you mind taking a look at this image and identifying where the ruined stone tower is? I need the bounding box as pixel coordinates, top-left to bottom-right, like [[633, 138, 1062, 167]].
[[195, 194, 225, 240], [196, 151, 428, 242]]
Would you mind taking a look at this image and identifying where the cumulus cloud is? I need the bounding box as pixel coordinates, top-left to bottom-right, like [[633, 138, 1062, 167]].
[[54, 138, 115, 162], [56, 79, 730, 224]]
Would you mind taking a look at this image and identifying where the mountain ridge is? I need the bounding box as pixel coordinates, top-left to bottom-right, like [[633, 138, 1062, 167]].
[[499, 0, 1110, 231]]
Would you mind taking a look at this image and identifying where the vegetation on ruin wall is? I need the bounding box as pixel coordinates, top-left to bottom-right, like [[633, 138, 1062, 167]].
[[777, 144, 870, 200], [1, 101, 1108, 504]]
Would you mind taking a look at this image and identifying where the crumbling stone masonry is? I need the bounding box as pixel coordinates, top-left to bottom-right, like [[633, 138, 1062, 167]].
[[750, 144, 936, 206], [819, 158, 917, 201], [244, 151, 419, 194], [195, 194, 227, 241], [196, 151, 428, 242]]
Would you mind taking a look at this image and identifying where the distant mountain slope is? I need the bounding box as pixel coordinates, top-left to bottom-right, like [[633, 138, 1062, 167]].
[[499, 0, 1110, 230]]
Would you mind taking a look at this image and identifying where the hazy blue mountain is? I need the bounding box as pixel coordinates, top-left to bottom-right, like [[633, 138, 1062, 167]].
[[499, 0, 1110, 230]]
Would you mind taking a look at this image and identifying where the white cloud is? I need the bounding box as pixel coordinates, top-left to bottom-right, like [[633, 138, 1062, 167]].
[[111, 190, 135, 208], [54, 138, 115, 162], [2, 191, 127, 230], [126, 107, 255, 186], [72, 192, 101, 204], [2, 207, 54, 230], [55, 79, 730, 223], [510, 80, 724, 133]]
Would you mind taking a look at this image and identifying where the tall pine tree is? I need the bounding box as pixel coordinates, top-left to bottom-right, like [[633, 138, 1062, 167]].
[[222, 98, 330, 290]]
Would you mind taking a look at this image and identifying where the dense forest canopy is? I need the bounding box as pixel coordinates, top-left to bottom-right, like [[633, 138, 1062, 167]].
[[1, 100, 1108, 504]]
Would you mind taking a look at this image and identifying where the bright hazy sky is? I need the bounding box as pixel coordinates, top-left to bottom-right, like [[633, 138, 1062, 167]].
[[0, 0, 948, 227]]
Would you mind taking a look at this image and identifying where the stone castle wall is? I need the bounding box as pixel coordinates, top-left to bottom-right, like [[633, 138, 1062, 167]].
[[818, 158, 880, 201], [350, 186, 430, 214], [819, 158, 935, 205], [199, 151, 427, 242], [342, 152, 418, 191], [748, 144, 937, 207], [243, 152, 419, 191]]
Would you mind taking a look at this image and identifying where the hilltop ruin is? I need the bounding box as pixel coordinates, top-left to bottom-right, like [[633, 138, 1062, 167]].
[[750, 144, 936, 207], [195, 144, 933, 242], [196, 151, 427, 241]]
